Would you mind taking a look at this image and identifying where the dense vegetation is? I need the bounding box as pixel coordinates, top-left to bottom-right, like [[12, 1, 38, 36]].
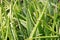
[[0, 0, 60, 40]]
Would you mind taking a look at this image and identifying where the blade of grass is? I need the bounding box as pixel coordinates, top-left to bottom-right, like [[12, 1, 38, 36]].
[[28, 2, 47, 39]]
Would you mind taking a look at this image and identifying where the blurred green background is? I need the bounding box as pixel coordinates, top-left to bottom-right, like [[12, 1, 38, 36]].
[[0, 0, 60, 40]]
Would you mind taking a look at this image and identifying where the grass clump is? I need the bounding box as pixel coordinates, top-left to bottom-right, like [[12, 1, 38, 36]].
[[0, 0, 60, 40]]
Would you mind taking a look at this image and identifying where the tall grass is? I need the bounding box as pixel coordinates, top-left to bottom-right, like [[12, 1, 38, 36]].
[[0, 0, 60, 40]]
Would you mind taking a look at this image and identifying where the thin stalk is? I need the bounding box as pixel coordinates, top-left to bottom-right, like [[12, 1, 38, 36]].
[[29, 2, 47, 39]]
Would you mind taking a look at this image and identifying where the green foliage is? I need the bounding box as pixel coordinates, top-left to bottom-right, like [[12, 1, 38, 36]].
[[0, 0, 60, 40]]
